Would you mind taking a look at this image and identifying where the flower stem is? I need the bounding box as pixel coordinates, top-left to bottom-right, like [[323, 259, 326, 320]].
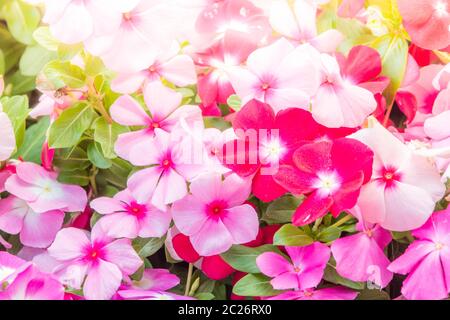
[[330, 214, 354, 228], [184, 263, 194, 296], [382, 99, 395, 127]]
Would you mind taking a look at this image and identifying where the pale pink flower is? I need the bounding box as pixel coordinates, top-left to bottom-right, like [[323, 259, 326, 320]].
[[111, 42, 197, 94], [256, 242, 330, 290], [265, 287, 358, 300], [0, 104, 15, 162], [0, 196, 65, 249], [227, 38, 321, 113], [5, 162, 87, 214], [269, 0, 343, 53], [127, 128, 206, 211], [172, 173, 258, 256], [111, 81, 202, 161], [91, 189, 171, 239], [350, 119, 445, 231], [0, 252, 27, 284], [389, 208, 450, 300], [0, 264, 64, 300], [47, 225, 143, 300]]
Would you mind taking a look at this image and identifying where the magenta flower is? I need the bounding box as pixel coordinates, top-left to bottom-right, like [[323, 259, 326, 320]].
[[388, 208, 450, 300], [47, 225, 143, 300], [274, 138, 373, 226], [256, 242, 330, 290], [111, 81, 202, 161], [331, 219, 393, 288], [91, 188, 171, 239], [0, 252, 27, 284], [5, 162, 87, 214], [227, 38, 320, 112], [0, 264, 64, 300], [172, 173, 259, 256], [0, 196, 65, 248]]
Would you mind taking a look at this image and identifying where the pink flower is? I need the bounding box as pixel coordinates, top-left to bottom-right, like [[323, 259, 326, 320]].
[[117, 269, 192, 300], [111, 81, 202, 161], [227, 38, 320, 112], [84, 1, 177, 72], [0, 252, 27, 284], [331, 219, 393, 288], [274, 138, 373, 226], [111, 42, 197, 94], [265, 287, 358, 300], [195, 31, 257, 106], [350, 119, 445, 231], [221, 100, 355, 202], [397, 0, 450, 50], [5, 162, 87, 214], [47, 225, 143, 300], [269, 0, 344, 53], [172, 173, 258, 256], [42, 0, 127, 44], [91, 188, 171, 239], [127, 128, 206, 211], [0, 164, 15, 193], [0, 264, 64, 300], [256, 242, 330, 290], [311, 50, 378, 128], [0, 105, 15, 161], [388, 208, 450, 300], [0, 196, 65, 248]]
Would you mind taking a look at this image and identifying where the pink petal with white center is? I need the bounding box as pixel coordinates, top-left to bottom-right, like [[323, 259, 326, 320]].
[[221, 204, 258, 244], [127, 167, 162, 204], [189, 218, 233, 256], [103, 238, 142, 275], [144, 82, 182, 121], [0, 113, 15, 161], [382, 182, 438, 231], [83, 259, 122, 300], [256, 252, 292, 277], [20, 209, 64, 248], [0, 196, 27, 235], [47, 228, 91, 261], [110, 95, 150, 126], [151, 169, 188, 210], [138, 206, 171, 238], [172, 195, 209, 236]]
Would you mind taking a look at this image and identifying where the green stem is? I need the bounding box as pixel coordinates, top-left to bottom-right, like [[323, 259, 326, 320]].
[[184, 263, 194, 296], [312, 217, 323, 233], [330, 215, 354, 228]]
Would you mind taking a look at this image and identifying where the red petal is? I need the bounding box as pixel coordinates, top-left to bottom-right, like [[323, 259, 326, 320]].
[[292, 192, 334, 226], [202, 255, 235, 280], [252, 171, 286, 202], [172, 233, 200, 263]]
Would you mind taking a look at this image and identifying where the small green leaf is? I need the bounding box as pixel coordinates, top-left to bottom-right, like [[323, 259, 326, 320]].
[[14, 117, 50, 163], [43, 60, 86, 89], [49, 103, 97, 148], [232, 274, 283, 297], [227, 94, 242, 111], [1, 95, 29, 146], [317, 226, 342, 243], [33, 26, 59, 51], [221, 245, 282, 274], [6, 70, 35, 95], [357, 288, 390, 300], [262, 195, 302, 225], [53, 147, 91, 172], [57, 169, 90, 187], [2, 0, 40, 45], [93, 117, 128, 159], [273, 224, 314, 246], [133, 237, 164, 258], [20, 45, 57, 76], [87, 142, 112, 169]]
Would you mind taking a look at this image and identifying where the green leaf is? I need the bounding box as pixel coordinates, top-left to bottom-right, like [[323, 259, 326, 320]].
[[221, 245, 282, 274], [20, 45, 57, 76], [323, 263, 365, 290], [370, 35, 409, 104], [57, 43, 83, 61], [195, 293, 215, 300], [87, 142, 112, 169], [99, 158, 132, 190], [57, 169, 90, 187], [0, 95, 29, 146], [82, 52, 105, 77], [14, 117, 50, 163], [53, 147, 91, 172], [232, 274, 283, 297], [33, 26, 59, 51], [6, 70, 35, 95], [93, 117, 128, 159], [262, 195, 301, 225], [2, 0, 40, 45], [133, 237, 164, 258], [0, 49, 5, 74], [317, 226, 342, 243], [227, 94, 242, 111], [43, 60, 86, 89], [273, 224, 314, 246], [357, 288, 390, 300], [49, 103, 97, 148]]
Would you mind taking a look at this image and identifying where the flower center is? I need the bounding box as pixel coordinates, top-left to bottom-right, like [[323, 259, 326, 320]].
[[261, 83, 270, 91], [126, 202, 147, 218], [161, 158, 172, 170], [379, 166, 402, 188], [313, 171, 341, 197], [293, 266, 301, 273], [151, 122, 160, 129], [206, 200, 228, 218], [259, 136, 286, 164], [435, 242, 445, 250], [123, 12, 133, 21], [434, 1, 448, 16], [85, 244, 104, 262]]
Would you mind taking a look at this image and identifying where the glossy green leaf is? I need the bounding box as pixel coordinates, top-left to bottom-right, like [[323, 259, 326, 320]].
[[87, 142, 112, 169], [232, 274, 283, 297], [20, 45, 57, 76], [0, 95, 29, 146], [93, 117, 128, 159], [53, 147, 91, 172], [43, 60, 86, 89], [221, 245, 282, 274], [14, 116, 50, 163], [2, 0, 40, 45], [273, 224, 314, 246], [57, 169, 90, 187], [262, 195, 302, 225]]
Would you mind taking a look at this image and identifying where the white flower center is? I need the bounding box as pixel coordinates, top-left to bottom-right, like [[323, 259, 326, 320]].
[[313, 171, 341, 197], [259, 137, 286, 163], [434, 1, 448, 17]]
